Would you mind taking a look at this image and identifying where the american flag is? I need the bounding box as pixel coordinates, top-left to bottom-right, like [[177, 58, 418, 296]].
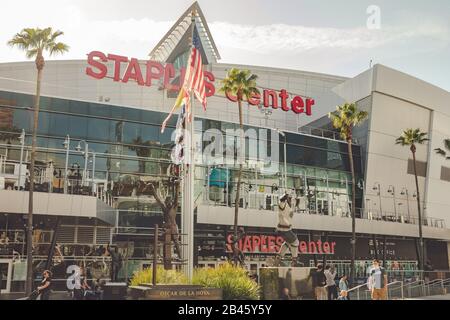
[[160, 28, 207, 133], [183, 47, 207, 118]]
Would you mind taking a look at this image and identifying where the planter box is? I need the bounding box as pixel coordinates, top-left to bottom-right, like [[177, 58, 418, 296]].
[[103, 282, 128, 300], [259, 267, 315, 300], [128, 285, 223, 300]]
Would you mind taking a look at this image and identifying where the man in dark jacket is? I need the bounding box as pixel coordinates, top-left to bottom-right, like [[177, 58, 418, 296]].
[[311, 264, 327, 300]]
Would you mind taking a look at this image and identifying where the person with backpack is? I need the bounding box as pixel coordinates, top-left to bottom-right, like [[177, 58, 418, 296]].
[[367, 259, 388, 300]]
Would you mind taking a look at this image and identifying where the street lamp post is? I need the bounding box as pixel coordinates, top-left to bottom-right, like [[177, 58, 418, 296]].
[[276, 129, 287, 191], [63, 135, 70, 194], [18, 129, 25, 190], [357, 179, 364, 218], [76, 140, 96, 194], [388, 185, 397, 220], [344, 176, 350, 216], [326, 173, 330, 215], [365, 198, 371, 219], [401, 188, 411, 223], [76, 140, 89, 188], [91, 152, 96, 195], [373, 182, 382, 219]]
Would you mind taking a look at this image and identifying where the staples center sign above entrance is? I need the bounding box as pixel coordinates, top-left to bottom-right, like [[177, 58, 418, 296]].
[[85, 51, 315, 115]]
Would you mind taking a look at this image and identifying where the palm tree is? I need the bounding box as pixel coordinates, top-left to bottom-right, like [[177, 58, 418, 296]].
[[8, 27, 69, 295], [219, 68, 259, 265], [329, 103, 368, 285], [396, 128, 428, 273], [435, 139, 450, 160]]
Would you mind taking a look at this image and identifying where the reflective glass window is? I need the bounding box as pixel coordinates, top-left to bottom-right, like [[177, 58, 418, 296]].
[[87, 117, 111, 141], [69, 115, 88, 138], [49, 113, 69, 137]]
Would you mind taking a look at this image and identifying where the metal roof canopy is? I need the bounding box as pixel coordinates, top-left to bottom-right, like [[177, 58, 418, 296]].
[[149, 1, 221, 63]]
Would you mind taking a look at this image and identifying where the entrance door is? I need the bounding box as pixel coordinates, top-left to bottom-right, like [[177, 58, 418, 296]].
[[0, 259, 12, 293]]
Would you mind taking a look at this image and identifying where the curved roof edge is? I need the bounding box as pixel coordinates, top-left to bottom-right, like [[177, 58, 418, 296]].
[[148, 1, 220, 63]]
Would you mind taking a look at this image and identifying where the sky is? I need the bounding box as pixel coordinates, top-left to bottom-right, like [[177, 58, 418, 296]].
[[1, 0, 449, 91]]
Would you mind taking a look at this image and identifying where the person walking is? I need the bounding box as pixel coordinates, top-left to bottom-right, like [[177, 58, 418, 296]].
[[311, 264, 327, 300], [280, 287, 292, 300], [424, 260, 433, 283], [37, 270, 52, 300], [324, 265, 338, 300], [338, 274, 349, 300], [367, 259, 388, 300]]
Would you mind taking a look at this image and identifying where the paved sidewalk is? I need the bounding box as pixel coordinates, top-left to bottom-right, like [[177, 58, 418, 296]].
[[405, 294, 450, 300], [0, 291, 72, 300]]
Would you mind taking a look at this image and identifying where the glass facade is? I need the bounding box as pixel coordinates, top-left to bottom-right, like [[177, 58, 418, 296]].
[[0, 90, 368, 288], [0, 90, 364, 222], [1, 89, 444, 290]]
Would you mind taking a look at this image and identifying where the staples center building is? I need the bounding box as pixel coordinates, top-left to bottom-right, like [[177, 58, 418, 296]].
[[1, 3, 450, 292]]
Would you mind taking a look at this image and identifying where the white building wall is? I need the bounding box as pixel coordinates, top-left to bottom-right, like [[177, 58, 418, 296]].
[[372, 65, 450, 226], [1, 60, 449, 235], [197, 204, 450, 240], [333, 64, 450, 228], [0, 60, 347, 134], [426, 110, 450, 224], [365, 91, 430, 220]]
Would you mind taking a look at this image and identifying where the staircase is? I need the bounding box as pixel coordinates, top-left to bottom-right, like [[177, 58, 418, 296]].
[[347, 278, 450, 300]]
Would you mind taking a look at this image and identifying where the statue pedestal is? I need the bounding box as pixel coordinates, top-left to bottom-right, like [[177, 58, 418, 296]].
[[259, 267, 315, 300], [103, 282, 128, 300], [128, 284, 223, 300]]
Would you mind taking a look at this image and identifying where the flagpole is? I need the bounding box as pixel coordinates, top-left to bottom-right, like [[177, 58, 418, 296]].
[[182, 8, 196, 280]]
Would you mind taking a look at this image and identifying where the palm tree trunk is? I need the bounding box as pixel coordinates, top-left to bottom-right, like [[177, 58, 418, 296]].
[[411, 148, 424, 274], [26, 63, 43, 295], [233, 99, 244, 266], [347, 139, 356, 286]]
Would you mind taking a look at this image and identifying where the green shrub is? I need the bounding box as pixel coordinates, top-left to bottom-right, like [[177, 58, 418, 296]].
[[130, 266, 188, 286], [192, 262, 260, 300]]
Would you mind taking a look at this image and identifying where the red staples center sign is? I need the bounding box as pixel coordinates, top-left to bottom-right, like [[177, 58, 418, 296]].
[[86, 51, 315, 115], [226, 234, 336, 255]]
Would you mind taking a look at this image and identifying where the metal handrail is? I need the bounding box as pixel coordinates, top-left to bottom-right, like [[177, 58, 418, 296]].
[[406, 278, 450, 298], [425, 278, 450, 289], [404, 280, 426, 298], [425, 279, 444, 286], [348, 281, 406, 300], [386, 280, 404, 300], [405, 280, 425, 290], [346, 283, 371, 300], [347, 283, 368, 293]]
